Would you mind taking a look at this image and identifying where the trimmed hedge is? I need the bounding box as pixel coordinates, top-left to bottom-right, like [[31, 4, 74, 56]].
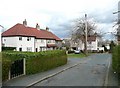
[[2, 59, 11, 81], [2, 47, 16, 51], [2, 50, 67, 81], [112, 45, 120, 74]]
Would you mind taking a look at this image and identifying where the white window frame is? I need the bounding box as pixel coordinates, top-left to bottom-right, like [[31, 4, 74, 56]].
[[19, 37, 22, 41], [27, 37, 31, 41]]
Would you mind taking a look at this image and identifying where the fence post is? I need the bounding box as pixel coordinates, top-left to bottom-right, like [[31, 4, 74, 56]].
[[23, 58, 26, 75], [8, 70, 10, 80]]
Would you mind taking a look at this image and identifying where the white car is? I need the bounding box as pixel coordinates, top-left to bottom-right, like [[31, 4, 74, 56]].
[[74, 50, 80, 54]]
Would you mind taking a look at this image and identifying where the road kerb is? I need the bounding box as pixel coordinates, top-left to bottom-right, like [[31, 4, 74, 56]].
[[103, 57, 111, 87], [27, 62, 81, 87]]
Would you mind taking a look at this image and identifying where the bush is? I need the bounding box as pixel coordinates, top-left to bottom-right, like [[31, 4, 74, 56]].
[[2, 59, 11, 81], [2, 47, 16, 51], [68, 50, 74, 54], [112, 45, 120, 74], [2, 50, 67, 81]]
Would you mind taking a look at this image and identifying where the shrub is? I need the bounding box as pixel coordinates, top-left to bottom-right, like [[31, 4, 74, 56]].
[[68, 50, 74, 54], [2, 59, 11, 81], [2, 47, 16, 51], [112, 45, 120, 74], [2, 50, 67, 81]]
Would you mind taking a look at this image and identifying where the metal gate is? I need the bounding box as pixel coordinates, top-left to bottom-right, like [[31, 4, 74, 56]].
[[10, 59, 25, 79]]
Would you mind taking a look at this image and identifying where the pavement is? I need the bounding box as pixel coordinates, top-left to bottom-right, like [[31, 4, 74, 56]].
[[2, 53, 119, 87]]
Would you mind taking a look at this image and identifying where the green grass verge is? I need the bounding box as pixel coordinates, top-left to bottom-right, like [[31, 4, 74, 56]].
[[67, 53, 87, 58]]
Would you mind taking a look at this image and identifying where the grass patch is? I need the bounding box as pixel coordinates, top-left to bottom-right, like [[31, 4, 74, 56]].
[[67, 53, 87, 58]]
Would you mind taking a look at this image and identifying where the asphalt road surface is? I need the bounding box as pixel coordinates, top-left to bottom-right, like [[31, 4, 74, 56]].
[[33, 53, 111, 86]]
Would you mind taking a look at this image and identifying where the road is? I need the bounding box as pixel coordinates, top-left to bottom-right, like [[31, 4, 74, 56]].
[[32, 53, 111, 86]]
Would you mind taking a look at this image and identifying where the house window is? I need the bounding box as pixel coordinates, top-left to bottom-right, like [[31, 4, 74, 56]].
[[27, 47, 32, 51], [41, 39, 44, 43], [19, 48, 22, 51], [47, 40, 50, 43], [19, 37, 22, 41], [89, 41, 92, 44], [27, 37, 31, 41]]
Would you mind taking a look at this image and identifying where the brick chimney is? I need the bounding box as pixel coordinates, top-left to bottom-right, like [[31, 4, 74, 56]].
[[36, 23, 40, 30], [46, 27, 49, 31], [23, 19, 27, 26]]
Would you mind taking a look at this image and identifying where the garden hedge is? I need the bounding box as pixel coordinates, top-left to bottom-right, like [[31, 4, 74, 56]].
[[2, 47, 16, 51], [112, 45, 120, 74], [2, 50, 67, 81]]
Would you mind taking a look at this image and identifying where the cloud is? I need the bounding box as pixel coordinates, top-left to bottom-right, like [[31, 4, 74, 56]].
[[0, 0, 120, 40]]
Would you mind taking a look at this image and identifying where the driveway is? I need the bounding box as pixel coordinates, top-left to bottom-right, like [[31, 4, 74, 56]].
[[33, 53, 112, 86]]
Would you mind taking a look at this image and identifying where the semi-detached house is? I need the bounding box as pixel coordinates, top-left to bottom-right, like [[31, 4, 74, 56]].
[[2, 20, 62, 52]]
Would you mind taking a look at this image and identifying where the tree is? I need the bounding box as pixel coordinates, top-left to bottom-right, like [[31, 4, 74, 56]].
[[109, 41, 116, 53], [71, 16, 98, 54]]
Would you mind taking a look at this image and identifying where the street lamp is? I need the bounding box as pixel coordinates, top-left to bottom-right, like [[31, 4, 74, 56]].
[[113, 11, 120, 14]]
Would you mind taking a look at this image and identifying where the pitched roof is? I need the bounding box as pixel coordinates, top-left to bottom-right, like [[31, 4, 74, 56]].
[[2, 23, 61, 41], [87, 35, 96, 41], [80, 35, 97, 42]]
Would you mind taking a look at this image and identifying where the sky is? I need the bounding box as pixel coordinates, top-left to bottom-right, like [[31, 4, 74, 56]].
[[0, 0, 120, 40]]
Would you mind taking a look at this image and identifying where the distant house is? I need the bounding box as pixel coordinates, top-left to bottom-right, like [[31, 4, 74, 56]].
[[2, 20, 62, 52], [64, 34, 99, 51]]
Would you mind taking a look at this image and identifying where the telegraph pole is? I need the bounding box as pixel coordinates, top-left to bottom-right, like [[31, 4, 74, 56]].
[[85, 14, 88, 55]]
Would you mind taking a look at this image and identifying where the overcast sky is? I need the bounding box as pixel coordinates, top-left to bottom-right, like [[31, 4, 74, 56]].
[[0, 0, 120, 40]]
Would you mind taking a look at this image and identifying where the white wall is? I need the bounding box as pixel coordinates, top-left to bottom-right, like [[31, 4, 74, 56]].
[[2, 37, 18, 47], [87, 39, 98, 50], [35, 39, 46, 52], [17, 36, 35, 52], [2, 36, 35, 52], [80, 39, 98, 51]]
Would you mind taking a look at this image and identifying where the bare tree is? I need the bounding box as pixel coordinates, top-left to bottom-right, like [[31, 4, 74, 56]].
[[71, 17, 98, 53]]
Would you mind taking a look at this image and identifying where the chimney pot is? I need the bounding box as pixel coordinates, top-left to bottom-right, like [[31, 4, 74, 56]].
[[23, 19, 27, 26], [36, 23, 40, 30], [46, 27, 49, 31]]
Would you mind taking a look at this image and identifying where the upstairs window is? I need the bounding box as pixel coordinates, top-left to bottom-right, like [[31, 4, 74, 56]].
[[27, 37, 31, 41], [41, 39, 44, 43], [47, 40, 50, 43], [4, 39, 6, 41], [19, 37, 22, 41]]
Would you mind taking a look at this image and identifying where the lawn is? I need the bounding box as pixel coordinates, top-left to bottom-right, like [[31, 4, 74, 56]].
[[67, 53, 87, 58]]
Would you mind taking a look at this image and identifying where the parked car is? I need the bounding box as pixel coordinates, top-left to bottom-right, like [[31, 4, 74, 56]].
[[74, 50, 80, 54]]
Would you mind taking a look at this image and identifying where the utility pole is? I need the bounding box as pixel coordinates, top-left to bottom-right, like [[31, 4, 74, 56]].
[[85, 14, 88, 55], [113, 10, 120, 44]]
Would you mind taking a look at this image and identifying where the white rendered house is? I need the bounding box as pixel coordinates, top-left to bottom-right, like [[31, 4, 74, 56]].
[[2, 20, 62, 52], [70, 34, 99, 51]]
